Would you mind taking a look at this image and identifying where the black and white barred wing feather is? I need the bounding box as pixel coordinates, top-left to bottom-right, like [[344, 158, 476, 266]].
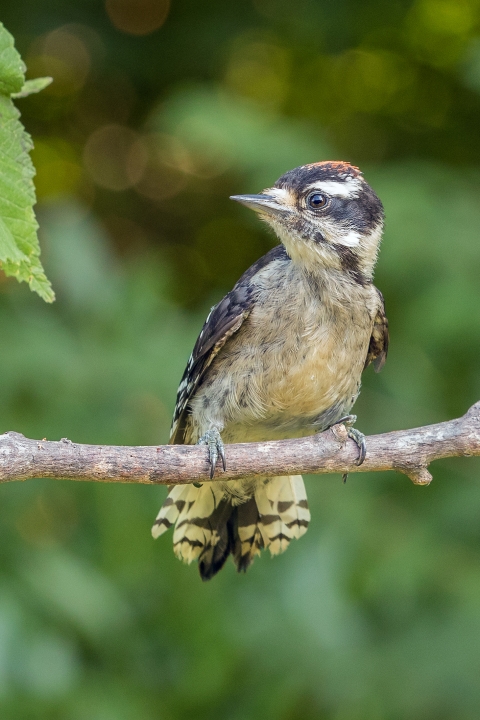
[[365, 289, 389, 372], [169, 246, 288, 444], [169, 302, 250, 444]]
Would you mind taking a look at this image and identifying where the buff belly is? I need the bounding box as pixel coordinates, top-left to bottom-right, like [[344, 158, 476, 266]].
[[188, 302, 372, 445]]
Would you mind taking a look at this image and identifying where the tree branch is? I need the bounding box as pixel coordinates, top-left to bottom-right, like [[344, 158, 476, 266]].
[[0, 402, 479, 487]]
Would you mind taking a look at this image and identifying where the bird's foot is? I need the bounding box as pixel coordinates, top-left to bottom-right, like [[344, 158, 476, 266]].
[[331, 415, 366, 483], [198, 427, 226, 479]]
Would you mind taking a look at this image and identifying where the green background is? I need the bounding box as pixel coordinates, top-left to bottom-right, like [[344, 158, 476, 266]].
[[1, 0, 480, 717]]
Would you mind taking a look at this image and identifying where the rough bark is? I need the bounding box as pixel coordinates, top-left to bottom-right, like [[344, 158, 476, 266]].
[[0, 402, 479, 487]]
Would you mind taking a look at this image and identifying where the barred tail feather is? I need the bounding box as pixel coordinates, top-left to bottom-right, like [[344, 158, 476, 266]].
[[152, 483, 230, 572], [234, 497, 265, 572], [254, 475, 310, 556], [151, 484, 192, 538], [152, 475, 310, 580]]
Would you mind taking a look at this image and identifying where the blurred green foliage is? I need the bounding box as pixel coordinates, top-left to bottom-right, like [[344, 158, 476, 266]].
[[0, 0, 480, 718]]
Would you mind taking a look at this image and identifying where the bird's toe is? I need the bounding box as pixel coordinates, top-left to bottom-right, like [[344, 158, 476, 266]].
[[197, 428, 226, 478]]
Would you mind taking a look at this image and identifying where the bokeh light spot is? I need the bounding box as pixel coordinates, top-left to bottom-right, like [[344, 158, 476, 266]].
[[406, 0, 479, 67], [224, 33, 290, 111], [27, 27, 91, 96], [415, 0, 476, 35], [83, 125, 148, 191], [32, 139, 83, 199], [332, 50, 417, 114], [134, 133, 189, 201], [105, 0, 170, 36]]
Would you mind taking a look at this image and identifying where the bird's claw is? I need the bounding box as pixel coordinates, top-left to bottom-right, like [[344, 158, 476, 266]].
[[346, 426, 367, 466], [331, 415, 366, 483], [218, 442, 227, 472], [198, 428, 226, 479]]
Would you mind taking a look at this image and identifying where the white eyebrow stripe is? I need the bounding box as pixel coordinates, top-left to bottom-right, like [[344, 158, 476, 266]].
[[335, 229, 362, 247], [304, 179, 361, 198]]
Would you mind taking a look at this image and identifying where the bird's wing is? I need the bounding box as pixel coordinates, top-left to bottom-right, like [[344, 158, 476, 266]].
[[364, 288, 389, 372], [170, 245, 290, 444]]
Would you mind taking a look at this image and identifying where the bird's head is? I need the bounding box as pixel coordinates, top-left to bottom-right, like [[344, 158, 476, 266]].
[[231, 161, 384, 282]]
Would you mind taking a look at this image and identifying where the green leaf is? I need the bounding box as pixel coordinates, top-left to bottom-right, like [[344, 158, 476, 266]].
[[0, 215, 29, 263], [0, 22, 25, 95], [12, 76, 53, 99], [0, 93, 55, 301], [0, 24, 54, 302]]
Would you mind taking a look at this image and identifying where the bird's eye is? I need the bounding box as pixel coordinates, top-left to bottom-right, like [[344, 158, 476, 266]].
[[307, 192, 328, 209]]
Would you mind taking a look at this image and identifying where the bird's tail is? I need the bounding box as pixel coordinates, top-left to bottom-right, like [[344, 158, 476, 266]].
[[152, 476, 310, 580]]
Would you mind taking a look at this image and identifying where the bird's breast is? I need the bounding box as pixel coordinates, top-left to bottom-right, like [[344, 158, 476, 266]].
[[255, 306, 368, 425], [195, 294, 372, 443]]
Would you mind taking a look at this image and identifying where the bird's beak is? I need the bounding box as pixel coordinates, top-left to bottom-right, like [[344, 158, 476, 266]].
[[230, 194, 287, 217]]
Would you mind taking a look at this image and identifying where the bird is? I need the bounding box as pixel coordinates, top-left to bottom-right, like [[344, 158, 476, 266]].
[[152, 160, 388, 580]]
